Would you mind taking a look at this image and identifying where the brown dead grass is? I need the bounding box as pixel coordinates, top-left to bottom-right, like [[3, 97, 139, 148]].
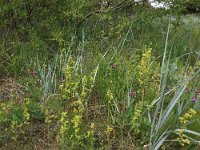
[[0, 77, 24, 104]]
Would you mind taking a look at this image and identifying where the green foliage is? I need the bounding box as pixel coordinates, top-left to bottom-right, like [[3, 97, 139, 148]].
[[0, 1, 200, 149]]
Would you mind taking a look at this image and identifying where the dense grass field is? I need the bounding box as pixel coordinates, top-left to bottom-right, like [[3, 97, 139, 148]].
[[0, 1, 200, 149]]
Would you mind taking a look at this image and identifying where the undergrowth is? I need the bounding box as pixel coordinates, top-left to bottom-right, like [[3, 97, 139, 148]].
[[0, 2, 199, 149]]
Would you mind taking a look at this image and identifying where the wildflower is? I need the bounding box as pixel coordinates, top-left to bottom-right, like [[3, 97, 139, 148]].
[[177, 108, 197, 146], [90, 123, 95, 129], [71, 115, 82, 128], [58, 111, 68, 141], [107, 89, 114, 103], [130, 89, 136, 97], [191, 97, 197, 102], [161, 145, 166, 150], [177, 129, 184, 134], [137, 48, 154, 85], [105, 125, 114, 135], [189, 108, 197, 115], [0, 93, 9, 101], [31, 71, 37, 77], [111, 64, 117, 69], [131, 101, 142, 130], [24, 109, 30, 122]]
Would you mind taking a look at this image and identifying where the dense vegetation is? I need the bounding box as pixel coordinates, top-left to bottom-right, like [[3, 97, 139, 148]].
[[0, 0, 200, 149]]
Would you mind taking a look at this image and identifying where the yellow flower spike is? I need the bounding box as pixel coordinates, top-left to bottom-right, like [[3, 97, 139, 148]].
[[57, 55, 98, 146], [177, 109, 194, 147], [107, 89, 114, 102], [72, 115, 82, 128]]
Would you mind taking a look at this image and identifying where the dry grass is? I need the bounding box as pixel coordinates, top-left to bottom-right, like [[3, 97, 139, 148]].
[[0, 77, 24, 104]]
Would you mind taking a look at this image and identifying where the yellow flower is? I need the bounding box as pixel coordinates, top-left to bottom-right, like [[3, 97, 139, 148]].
[[71, 115, 82, 128], [107, 89, 114, 103], [177, 129, 184, 134], [90, 123, 95, 129], [177, 111, 193, 147], [189, 108, 197, 115], [105, 125, 114, 135]]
